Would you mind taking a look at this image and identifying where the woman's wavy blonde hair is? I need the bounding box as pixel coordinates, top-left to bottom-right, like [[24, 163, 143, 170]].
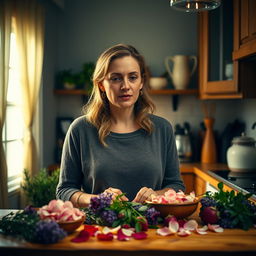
[[83, 44, 155, 146]]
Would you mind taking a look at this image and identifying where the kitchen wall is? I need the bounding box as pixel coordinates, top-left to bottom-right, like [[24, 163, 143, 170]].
[[41, 0, 256, 168]]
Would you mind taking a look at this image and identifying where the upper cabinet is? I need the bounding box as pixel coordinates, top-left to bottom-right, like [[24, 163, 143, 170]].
[[233, 0, 256, 60], [198, 0, 256, 99]]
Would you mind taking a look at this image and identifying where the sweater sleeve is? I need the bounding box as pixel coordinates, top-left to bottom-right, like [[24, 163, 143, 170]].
[[162, 123, 185, 192], [56, 123, 83, 201]]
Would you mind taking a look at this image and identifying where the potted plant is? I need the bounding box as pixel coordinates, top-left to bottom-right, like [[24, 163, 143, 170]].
[[56, 69, 76, 90], [81, 62, 95, 93], [22, 168, 60, 207]]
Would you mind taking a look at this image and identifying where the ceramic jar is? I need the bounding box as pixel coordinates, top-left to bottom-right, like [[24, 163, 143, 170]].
[[227, 134, 256, 172]]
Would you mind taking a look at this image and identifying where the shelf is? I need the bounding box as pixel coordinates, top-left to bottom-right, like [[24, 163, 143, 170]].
[[54, 88, 198, 111], [149, 89, 198, 95], [54, 89, 89, 95], [54, 89, 198, 96]]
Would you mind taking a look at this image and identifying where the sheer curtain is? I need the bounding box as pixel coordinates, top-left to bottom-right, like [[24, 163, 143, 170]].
[[0, 0, 12, 209], [14, 0, 45, 177]]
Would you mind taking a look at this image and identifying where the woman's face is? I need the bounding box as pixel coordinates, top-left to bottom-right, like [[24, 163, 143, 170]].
[[100, 56, 143, 111]]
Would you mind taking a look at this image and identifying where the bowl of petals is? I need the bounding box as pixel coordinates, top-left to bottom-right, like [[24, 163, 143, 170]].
[[38, 199, 86, 233], [145, 189, 199, 219], [58, 215, 86, 233]]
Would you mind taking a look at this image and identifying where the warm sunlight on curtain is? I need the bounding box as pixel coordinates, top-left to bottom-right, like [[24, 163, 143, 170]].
[[0, 0, 12, 208], [13, 0, 45, 177]]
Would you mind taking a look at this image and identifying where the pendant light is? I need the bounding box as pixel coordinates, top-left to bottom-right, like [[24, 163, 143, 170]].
[[170, 0, 221, 12]]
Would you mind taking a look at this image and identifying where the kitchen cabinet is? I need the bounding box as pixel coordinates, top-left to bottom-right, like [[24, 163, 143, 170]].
[[198, 0, 256, 99], [233, 0, 256, 60], [181, 173, 195, 194]]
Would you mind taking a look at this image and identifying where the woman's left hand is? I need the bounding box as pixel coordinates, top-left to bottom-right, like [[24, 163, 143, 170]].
[[132, 187, 158, 203]]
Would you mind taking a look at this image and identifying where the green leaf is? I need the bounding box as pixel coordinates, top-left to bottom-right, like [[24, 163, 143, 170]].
[[135, 222, 142, 233], [112, 219, 121, 227], [138, 206, 148, 212], [217, 182, 224, 191]]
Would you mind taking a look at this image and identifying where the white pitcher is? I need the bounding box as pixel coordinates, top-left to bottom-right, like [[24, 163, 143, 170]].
[[165, 55, 197, 90]]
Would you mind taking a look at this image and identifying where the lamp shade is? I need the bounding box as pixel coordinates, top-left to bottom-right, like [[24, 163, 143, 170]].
[[170, 0, 221, 12]]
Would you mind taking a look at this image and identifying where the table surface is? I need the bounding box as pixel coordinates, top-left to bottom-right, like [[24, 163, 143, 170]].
[[0, 209, 256, 256]]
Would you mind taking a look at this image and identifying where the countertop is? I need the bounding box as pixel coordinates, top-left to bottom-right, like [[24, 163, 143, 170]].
[[0, 210, 256, 256]]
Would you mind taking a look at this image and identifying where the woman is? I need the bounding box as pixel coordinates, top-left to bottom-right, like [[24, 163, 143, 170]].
[[56, 44, 185, 207]]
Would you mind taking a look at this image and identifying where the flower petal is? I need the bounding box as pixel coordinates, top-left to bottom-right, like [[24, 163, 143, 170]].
[[122, 228, 134, 237], [71, 230, 90, 243], [132, 232, 147, 240], [177, 228, 191, 237], [84, 225, 99, 236], [208, 224, 224, 233], [156, 227, 173, 236], [117, 229, 131, 241], [183, 220, 198, 231], [169, 220, 179, 233], [97, 233, 114, 241], [196, 225, 208, 235]]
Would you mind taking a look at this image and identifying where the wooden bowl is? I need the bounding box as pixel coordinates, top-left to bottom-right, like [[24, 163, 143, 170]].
[[146, 200, 199, 219], [58, 215, 85, 233]]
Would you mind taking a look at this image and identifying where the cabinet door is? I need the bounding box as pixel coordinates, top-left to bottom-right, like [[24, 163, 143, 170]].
[[194, 175, 206, 196], [181, 173, 195, 194], [233, 0, 256, 60], [199, 0, 241, 99]]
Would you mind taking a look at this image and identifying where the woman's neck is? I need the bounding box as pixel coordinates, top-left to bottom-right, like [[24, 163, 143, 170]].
[[110, 107, 139, 133]]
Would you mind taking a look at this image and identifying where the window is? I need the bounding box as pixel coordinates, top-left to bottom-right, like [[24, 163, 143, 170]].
[[2, 32, 25, 193]]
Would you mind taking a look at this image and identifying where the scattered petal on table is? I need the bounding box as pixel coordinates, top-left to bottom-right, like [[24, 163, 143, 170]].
[[97, 232, 114, 241], [183, 220, 198, 231], [195, 225, 208, 235], [169, 220, 179, 233], [177, 228, 191, 237], [208, 224, 224, 233], [156, 227, 173, 236], [84, 225, 99, 236], [117, 229, 131, 241], [132, 232, 148, 240], [71, 230, 90, 243]]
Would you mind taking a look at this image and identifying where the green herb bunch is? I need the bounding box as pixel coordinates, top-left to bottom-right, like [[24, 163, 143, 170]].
[[22, 169, 60, 207], [82, 193, 161, 232], [0, 206, 67, 243], [200, 182, 256, 230]]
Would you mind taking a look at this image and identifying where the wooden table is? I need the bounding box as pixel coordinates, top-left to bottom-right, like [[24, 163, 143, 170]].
[[0, 210, 256, 256]]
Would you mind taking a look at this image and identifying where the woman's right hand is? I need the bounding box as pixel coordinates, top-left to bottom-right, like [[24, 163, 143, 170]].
[[103, 187, 129, 201]]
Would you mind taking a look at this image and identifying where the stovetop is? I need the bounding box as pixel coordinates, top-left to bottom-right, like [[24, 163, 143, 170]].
[[207, 170, 256, 195]]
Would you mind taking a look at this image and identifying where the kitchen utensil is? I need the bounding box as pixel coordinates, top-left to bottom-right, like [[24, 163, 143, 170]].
[[165, 55, 197, 90], [227, 133, 256, 172], [175, 123, 192, 162]]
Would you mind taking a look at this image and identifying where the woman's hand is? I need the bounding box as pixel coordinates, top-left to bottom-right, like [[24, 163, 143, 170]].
[[132, 187, 158, 203], [103, 187, 129, 201]]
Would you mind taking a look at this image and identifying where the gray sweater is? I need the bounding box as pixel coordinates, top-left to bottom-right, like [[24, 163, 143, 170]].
[[56, 114, 185, 201]]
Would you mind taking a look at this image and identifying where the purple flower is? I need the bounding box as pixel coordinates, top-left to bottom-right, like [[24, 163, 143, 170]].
[[100, 209, 118, 226], [24, 205, 37, 215], [145, 207, 160, 225], [89, 193, 112, 213], [33, 220, 67, 244]]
